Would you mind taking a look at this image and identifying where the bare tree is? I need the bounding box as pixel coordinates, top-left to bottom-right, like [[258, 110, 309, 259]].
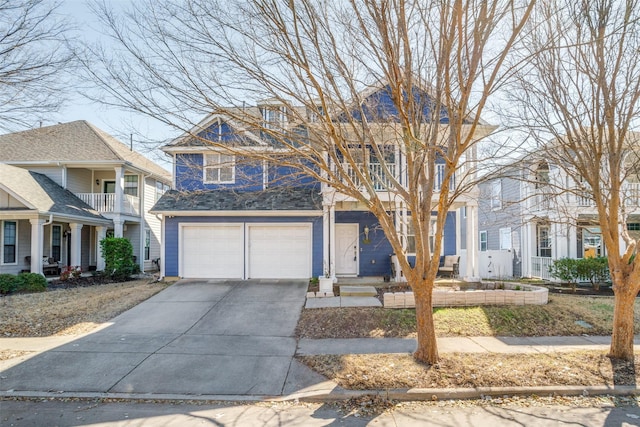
[[84, 0, 534, 364], [511, 0, 640, 360], [0, 0, 74, 131]]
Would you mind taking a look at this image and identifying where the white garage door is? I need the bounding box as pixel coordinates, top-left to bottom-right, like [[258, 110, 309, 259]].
[[248, 225, 312, 279], [181, 224, 243, 278]]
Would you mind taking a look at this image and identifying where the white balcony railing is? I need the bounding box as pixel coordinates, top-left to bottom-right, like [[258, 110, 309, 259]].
[[75, 193, 140, 216], [530, 256, 554, 280], [341, 162, 455, 192]]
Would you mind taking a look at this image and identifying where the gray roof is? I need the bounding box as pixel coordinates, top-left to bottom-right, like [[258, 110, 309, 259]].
[[0, 164, 108, 222], [0, 120, 170, 181], [151, 187, 322, 212]]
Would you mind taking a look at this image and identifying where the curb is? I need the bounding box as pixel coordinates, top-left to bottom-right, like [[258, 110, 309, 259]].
[[2, 385, 638, 404]]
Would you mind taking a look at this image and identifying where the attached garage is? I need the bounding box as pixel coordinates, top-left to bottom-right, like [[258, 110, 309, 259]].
[[180, 224, 244, 278], [179, 222, 312, 279]]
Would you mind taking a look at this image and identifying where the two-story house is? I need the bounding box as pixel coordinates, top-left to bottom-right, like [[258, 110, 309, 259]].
[[152, 86, 492, 281], [0, 121, 171, 275]]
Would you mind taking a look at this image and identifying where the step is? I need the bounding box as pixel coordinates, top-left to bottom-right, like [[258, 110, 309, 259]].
[[339, 285, 377, 297]]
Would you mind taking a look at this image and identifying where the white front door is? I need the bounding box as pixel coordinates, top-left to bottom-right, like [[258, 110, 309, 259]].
[[335, 223, 359, 276]]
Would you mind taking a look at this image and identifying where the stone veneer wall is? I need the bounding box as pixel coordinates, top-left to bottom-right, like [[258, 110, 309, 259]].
[[384, 283, 549, 308]]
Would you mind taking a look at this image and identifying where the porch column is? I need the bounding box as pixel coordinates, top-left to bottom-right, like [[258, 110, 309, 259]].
[[464, 203, 480, 281], [96, 226, 107, 271], [115, 166, 124, 215], [329, 204, 336, 281], [139, 173, 146, 270], [113, 218, 124, 238], [69, 223, 83, 267], [29, 218, 45, 275], [322, 204, 330, 278]]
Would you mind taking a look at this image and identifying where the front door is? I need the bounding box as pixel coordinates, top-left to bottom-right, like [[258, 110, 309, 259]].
[[104, 181, 116, 194], [335, 223, 359, 276]]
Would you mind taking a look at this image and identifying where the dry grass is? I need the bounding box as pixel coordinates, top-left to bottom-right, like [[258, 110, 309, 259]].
[[0, 279, 170, 337], [298, 352, 639, 390], [296, 294, 640, 338]]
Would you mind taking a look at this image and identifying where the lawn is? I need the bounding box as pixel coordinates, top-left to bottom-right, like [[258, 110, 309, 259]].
[[296, 294, 640, 338]]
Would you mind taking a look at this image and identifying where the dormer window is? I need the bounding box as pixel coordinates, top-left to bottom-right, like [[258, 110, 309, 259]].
[[259, 101, 287, 130], [204, 153, 235, 184]]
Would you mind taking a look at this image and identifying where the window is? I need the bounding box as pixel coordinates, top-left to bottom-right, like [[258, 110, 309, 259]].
[[461, 206, 467, 218], [261, 106, 287, 129], [537, 225, 552, 257], [124, 175, 138, 196], [491, 180, 502, 210], [155, 181, 170, 202], [499, 227, 512, 250], [51, 225, 62, 262], [581, 226, 603, 258], [406, 217, 440, 254], [535, 162, 550, 188], [479, 230, 488, 251], [144, 229, 151, 261], [627, 223, 640, 231], [2, 221, 17, 264], [204, 153, 235, 184]]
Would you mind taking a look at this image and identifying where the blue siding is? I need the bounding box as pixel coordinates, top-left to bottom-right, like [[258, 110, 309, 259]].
[[337, 85, 450, 124], [175, 153, 264, 192], [164, 215, 323, 278], [336, 211, 394, 276]]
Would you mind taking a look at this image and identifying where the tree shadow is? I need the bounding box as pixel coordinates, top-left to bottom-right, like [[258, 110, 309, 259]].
[[604, 355, 639, 427]]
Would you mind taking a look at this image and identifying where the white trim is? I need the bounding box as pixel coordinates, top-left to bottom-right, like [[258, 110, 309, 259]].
[[203, 153, 235, 184], [1, 220, 18, 265], [51, 224, 62, 262], [479, 230, 488, 252], [151, 210, 322, 217]]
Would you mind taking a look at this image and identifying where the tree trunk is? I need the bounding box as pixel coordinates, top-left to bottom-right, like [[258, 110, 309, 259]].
[[413, 285, 439, 364], [609, 283, 636, 360]]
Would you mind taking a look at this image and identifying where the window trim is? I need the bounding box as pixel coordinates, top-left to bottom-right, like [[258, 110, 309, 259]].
[[51, 224, 62, 262], [203, 153, 235, 184], [499, 227, 511, 250], [479, 230, 488, 252], [405, 216, 443, 256], [124, 175, 139, 197], [537, 224, 552, 258], [2, 220, 18, 265]]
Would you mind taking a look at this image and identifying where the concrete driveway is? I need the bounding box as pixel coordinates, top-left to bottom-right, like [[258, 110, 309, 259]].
[[0, 279, 327, 397]]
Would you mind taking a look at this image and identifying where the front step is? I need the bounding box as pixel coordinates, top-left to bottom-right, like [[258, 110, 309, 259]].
[[339, 285, 377, 297]]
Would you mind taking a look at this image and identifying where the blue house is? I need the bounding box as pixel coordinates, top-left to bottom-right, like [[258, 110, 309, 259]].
[[152, 86, 490, 280]]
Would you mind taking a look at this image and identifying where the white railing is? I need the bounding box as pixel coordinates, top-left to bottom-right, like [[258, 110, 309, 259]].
[[75, 193, 140, 216], [531, 256, 554, 280], [343, 163, 397, 191]]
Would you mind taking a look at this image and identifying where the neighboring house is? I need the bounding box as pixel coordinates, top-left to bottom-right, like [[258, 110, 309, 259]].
[[477, 171, 525, 279], [153, 85, 492, 281], [520, 157, 640, 280], [0, 121, 171, 275]]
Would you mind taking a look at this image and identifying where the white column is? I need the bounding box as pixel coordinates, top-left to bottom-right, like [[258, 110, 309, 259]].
[[29, 218, 45, 275], [329, 204, 336, 281], [160, 215, 166, 279], [464, 204, 479, 281], [115, 166, 124, 215], [139, 173, 146, 270], [113, 218, 124, 238], [69, 223, 83, 267], [96, 226, 106, 271], [322, 204, 330, 278]]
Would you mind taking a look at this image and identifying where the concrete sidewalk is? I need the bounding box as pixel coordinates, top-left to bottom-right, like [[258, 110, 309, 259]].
[[296, 335, 640, 355]]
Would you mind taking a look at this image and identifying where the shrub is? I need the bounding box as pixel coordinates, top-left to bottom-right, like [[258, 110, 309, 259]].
[[0, 273, 17, 294], [100, 237, 136, 281], [576, 257, 610, 291], [14, 273, 47, 293], [549, 258, 579, 291]]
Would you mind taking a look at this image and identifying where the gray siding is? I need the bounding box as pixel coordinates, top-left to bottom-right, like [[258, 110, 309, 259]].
[[66, 168, 92, 193]]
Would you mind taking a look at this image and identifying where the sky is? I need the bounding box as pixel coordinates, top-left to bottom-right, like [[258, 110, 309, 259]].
[[54, 0, 174, 170]]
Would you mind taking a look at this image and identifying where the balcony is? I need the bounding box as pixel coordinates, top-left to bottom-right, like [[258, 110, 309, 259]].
[[75, 193, 140, 216], [341, 162, 455, 192]]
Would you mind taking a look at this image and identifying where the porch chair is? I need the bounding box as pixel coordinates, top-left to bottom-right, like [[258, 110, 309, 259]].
[[438, 255, 460, 278]]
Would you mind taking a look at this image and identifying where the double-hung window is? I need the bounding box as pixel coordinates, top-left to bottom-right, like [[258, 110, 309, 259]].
[[51, 225, 62, 261], [479, 230, 488, 252], [124, 175, 138, 196], [2, 221, 17, 264], [204, 153, 235, 184], [144, 229, 151, 261]]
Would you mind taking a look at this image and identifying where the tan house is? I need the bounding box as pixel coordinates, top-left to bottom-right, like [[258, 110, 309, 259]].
[[0, 121, 171, 275]]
